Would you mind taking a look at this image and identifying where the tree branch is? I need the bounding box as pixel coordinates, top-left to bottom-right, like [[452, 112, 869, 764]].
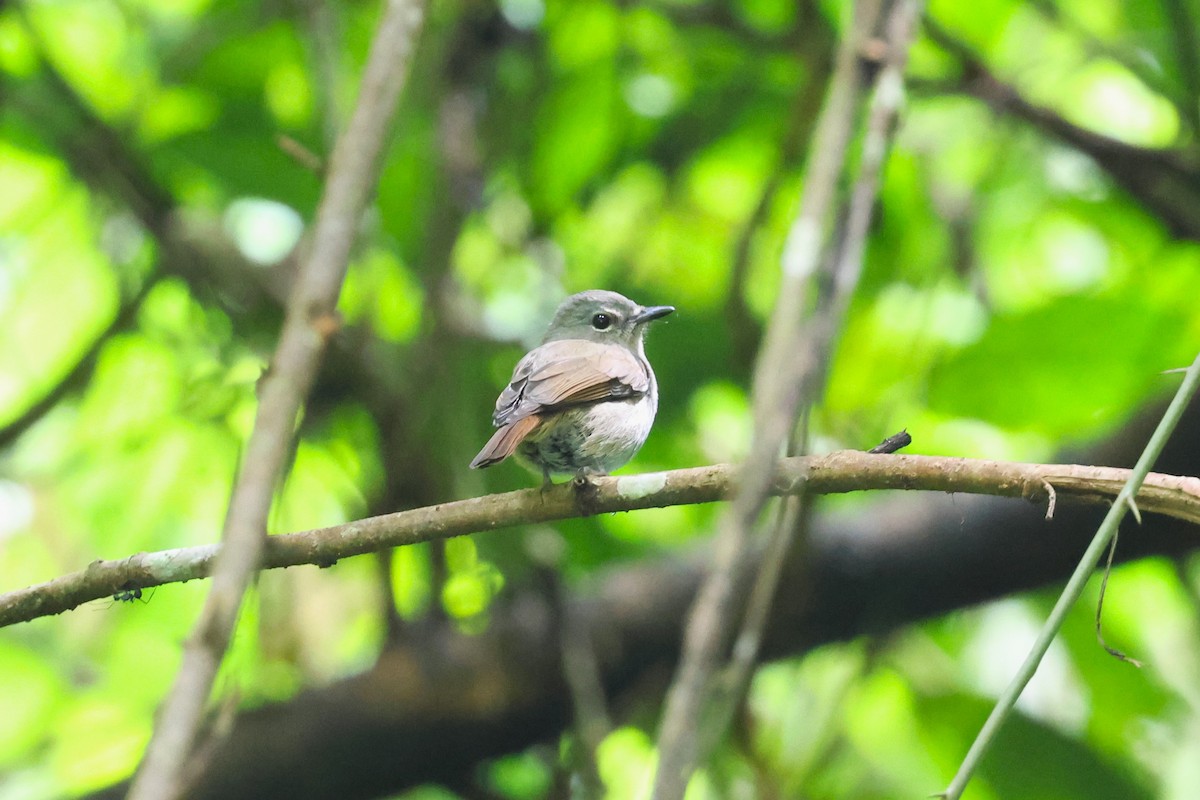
[[7, 64, 291, 317], [125, 3, 426, 798], [80, 454, 1200, 800], [4, 452, 1199, 628], [922, 19, 1200, 242], [712, 0, 925, 777], [652, 0, 890, 791]]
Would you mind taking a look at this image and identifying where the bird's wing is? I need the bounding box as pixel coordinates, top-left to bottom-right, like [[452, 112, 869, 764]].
[[491, 339, 649, 427]]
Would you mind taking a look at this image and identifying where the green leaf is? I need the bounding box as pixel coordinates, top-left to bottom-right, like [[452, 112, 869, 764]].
[[928, 296, 1190, 436], [529, 67, 621, 214]]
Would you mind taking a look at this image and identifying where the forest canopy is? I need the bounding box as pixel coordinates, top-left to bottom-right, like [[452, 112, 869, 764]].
[[2, 0, 1200, 798]]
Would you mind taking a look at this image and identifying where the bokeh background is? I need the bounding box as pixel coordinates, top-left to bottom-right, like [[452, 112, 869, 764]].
[[2, 0, 1200, 797]]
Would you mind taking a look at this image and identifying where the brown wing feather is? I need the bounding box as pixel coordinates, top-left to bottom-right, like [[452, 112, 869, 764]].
[[491, 340, 649, 428], [474, 341, 648, 468], [470, 415, 541, 469]]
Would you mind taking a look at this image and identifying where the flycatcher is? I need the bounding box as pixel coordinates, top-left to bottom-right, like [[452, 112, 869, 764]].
[[470, 290, 674, 485]]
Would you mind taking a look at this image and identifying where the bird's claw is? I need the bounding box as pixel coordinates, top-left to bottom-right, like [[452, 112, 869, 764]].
[[572, 471, 603, 515]]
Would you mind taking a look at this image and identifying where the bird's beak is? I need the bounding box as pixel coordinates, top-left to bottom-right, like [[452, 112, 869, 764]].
[[633, 305, 675, 324]]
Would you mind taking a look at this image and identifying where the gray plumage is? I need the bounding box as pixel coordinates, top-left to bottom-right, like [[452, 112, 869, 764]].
[[470, 290, 673, 483]]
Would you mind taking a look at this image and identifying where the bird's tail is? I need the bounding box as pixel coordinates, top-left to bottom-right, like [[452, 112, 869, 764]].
[[469, 416, 541, 469]]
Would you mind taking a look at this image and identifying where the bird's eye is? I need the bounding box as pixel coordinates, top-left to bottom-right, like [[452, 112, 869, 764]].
[[591, 313, 613, 330]]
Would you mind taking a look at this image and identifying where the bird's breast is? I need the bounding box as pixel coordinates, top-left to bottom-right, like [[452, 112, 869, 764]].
[[521, 392, 658, 475]]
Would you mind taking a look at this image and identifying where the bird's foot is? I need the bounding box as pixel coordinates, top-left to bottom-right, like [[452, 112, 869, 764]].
[[572, 470, 604, 516]]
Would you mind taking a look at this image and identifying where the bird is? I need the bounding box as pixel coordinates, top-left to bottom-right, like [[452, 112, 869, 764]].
[[470, 290, 674, 486]]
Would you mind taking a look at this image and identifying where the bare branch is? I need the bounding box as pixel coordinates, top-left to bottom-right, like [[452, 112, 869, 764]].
[[125, 2, 427, 799], [4, 452, 1200, 628], [74, 442, 1200, 800], [652, 0, 889, 792], [710, 0, 925, 775]]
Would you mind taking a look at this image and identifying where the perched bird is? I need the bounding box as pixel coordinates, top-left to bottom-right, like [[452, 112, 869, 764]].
[[470, 290, 674, 485]]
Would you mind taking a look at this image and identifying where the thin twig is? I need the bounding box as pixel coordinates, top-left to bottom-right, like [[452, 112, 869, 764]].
[[5, 453, 1200, 629], [276, 134, 325, 174], [124, 3, 426, 799], [869, 429, 912, 454], [939, 351, 1200, 800], [704, 490, 811, 762], [1094, 529, 1142, 667]]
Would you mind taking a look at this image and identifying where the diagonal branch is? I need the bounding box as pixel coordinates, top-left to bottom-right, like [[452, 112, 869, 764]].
[[922, 19, 1200, 241], [12, 7, 175, 236], [10, 12, 297, 317], [0, 277, 158, 449], [125, 3, 427, 799], [4, 452, 1200, 628], [652, 0, 892, 792], [1026, 0, 1189, 123], [941, 354, 1200, 799], [712, 0, 925, 773]]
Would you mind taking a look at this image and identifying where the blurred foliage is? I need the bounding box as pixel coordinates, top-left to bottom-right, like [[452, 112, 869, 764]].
[[1, 0, 1200, 797]]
